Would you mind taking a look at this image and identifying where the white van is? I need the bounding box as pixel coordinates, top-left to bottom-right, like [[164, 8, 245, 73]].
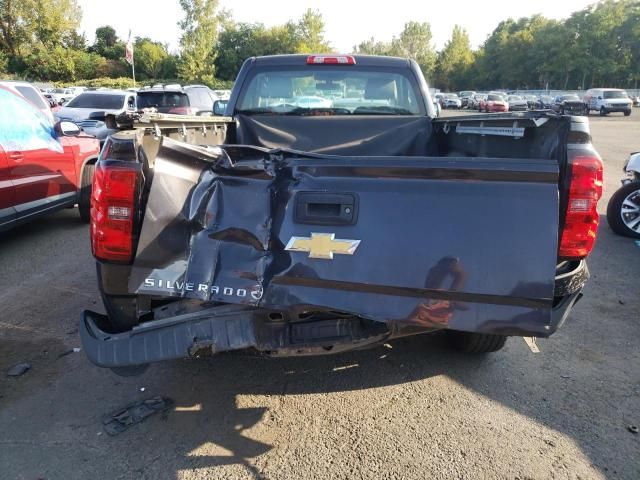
[[584, 88, 632, 116]]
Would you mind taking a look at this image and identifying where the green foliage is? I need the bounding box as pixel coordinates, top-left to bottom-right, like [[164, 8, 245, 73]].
[[354, 22, 437, 78], [135, 38, 171, 79], [177, 0, 219, 83], [435, 26, 475, 90], [214, 9, 332, 81]]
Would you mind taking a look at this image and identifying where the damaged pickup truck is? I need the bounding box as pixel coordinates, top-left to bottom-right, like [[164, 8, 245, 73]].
[[81, 54, 603, 373]]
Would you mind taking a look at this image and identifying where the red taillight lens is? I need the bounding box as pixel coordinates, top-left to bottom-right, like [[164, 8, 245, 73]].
[[559, 155, 604, 259], [307, 55, 356, 65], [90, 164, 138, 262]]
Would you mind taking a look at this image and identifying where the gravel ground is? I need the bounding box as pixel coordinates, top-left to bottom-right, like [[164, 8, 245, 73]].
[[1, 110, 639, 480]]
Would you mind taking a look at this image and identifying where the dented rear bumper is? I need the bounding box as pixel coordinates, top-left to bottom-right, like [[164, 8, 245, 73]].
[[81, 261, 585, 368]]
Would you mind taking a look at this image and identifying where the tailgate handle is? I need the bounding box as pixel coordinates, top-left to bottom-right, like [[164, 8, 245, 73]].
[[294, 192, 358, 226]]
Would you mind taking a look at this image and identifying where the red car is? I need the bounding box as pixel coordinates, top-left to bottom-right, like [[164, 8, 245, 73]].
[[0, 85, 100, 231], [479, 93, 509, 113]]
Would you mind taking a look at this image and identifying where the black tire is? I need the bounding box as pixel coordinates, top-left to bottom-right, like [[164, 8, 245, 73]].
[[78, 163, 95, 223], [446, 331, 507, 353], [624, 110, 631, 117], [600, 106, 607, 116], [606, 181, 640, 238]]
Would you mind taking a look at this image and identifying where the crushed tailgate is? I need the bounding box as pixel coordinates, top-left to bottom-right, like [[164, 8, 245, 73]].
[[129, 138, 560, 336]]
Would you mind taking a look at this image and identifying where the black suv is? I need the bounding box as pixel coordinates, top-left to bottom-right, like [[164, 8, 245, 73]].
[[135, 84, 216, 115]]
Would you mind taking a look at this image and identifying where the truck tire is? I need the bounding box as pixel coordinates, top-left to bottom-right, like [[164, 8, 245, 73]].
[[600, 107, 607, 116], [446, 331, 507, 353], [78, 163, 95, 223], [624, 110, 631, 117], [606, 181, 640, 238]]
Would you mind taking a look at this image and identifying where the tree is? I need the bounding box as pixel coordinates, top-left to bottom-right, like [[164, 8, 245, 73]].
[[291, 9, 331, 53], [434, 26, 474, 90], [0, 0, 81, 56], [177, 0, 219, 82], [135, 38, 170, 79], [393, 22, 437, 78], [95, 25, 117, 48], [354, 22, 437, 79]]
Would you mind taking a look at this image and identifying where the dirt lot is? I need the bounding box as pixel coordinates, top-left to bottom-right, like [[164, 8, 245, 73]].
[[1, 110, 639, 480]]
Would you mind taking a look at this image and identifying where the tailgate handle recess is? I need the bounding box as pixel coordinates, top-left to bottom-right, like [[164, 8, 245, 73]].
[[294, 192, 358, 226]]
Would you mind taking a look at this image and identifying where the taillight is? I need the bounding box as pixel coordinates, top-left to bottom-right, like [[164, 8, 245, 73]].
[[559, 155, 603, 258], [90, 163, 139, 262], [307, 55, 356, 65]]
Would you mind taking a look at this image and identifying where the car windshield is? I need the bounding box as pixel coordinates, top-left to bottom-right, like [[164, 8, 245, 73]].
[[136, 91, 190, 110], [561, 95, 580, 101], [66, 93, 125, 109], [603, 90, 628, 99], [508, 96, 522, 101], [236, 68, 423, 115], [52, 88, 66, 94], [487, 94, 503, 101], [445, 94, 458, 99]]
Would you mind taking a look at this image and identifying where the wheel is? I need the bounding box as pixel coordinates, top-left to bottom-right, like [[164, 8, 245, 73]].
[[561, 107, 565, 115], [624, 110, 631, 117], [600, 106, 607, 116], [446, 331, 507, 353], [78, 163, 95, 223], [606, 181, 640, 238]]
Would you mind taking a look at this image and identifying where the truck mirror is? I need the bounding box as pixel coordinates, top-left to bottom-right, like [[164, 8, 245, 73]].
[[213, 100, 228, 116]]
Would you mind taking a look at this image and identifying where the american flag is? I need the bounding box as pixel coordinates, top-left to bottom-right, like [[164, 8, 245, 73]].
[[125, 30, 134, 65]]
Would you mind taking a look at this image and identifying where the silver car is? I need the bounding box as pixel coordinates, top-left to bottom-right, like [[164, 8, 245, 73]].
[[55, 90, 136, 145]]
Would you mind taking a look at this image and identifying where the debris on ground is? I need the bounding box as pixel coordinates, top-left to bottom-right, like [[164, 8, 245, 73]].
[[57, 347, 81, 359], [7, 362, 31, 377], [102, 396, 173, 436], [628, 425, 638, 434]]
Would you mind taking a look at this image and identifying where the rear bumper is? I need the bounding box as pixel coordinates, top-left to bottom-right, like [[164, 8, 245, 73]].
[[81, 262, 588, 368], [80, 305, 392, 368]]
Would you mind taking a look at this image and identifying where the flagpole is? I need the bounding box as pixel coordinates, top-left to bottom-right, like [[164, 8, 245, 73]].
[[131, 57, 136, 88]]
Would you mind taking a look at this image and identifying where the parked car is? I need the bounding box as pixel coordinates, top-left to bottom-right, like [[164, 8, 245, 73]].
[[458, 91, 476, 108], [536, 95, 554, 109], [212, 89, 232, 101], [631, 95, 640, 107], [507, 95, 528, 112], [434, 93, 445, 107], [50, 87, 76, 105], [136, 84, 217, 115], [524, 95, 538, 110], [0, 80, 55, 123], [479, 93, 508, 112], [551, 94, 586, 115], [0, 85, 100, 230], [606, 152, 640, 238], [80, 54, 601, 374], [55, 90, 137, 146], [442, 93, 462, 109], [468, 93, 487, 110], [583, 88, 632, 116]]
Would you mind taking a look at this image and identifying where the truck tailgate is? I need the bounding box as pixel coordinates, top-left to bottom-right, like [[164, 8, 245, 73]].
[[129, 139, 560, 336]]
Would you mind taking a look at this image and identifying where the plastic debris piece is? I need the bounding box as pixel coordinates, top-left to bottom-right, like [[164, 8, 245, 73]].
[[628, 425, 639, 434], [102, 396, 173, 436], [140, 387, 145, 392], [7, 362, 31, 377]]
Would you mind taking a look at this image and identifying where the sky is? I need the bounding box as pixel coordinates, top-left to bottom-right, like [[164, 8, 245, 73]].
[[78, 0, 596, 53]]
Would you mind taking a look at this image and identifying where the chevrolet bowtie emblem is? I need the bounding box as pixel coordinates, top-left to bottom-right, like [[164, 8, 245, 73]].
[[285, 233, 361, 259]]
